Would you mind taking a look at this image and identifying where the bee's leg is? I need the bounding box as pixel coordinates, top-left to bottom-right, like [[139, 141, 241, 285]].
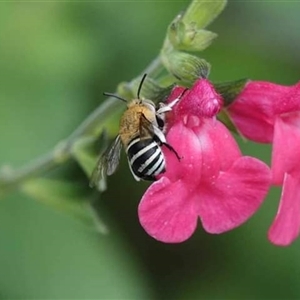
[[156, 103, 172, 115], [157, 88, 189, 115], [167, 98, 180, 110], [156, 99, 178, 114], [163, 143, 181, 161], [169, 88, 189, 108]]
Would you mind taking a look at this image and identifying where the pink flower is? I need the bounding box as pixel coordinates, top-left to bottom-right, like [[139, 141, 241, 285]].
[[138, 79, 271, 243], [228, 81, 300, 246]]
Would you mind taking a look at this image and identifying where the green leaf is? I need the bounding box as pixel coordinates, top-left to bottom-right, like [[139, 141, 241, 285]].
[[214, 78, 249, 106], [182, 0, 227, 29], [21, 178, 108, 234]]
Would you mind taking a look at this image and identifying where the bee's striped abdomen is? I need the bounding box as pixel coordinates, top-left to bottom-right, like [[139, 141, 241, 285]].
[[126, 138, 165, 181]]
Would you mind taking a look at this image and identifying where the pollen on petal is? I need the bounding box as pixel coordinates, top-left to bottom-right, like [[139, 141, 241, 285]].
[[268, 173, 300, 246]]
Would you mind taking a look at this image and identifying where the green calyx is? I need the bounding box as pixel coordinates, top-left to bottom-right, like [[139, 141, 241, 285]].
[[214, 78, 249, 136], [214, 78, 249, 106], [162, 51, 211, 85]]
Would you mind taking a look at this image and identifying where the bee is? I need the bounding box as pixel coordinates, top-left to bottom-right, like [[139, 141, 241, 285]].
[[90, 74, 185, 188]]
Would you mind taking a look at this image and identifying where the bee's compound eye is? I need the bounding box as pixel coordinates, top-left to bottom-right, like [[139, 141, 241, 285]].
[[156, 115, 165, 129]]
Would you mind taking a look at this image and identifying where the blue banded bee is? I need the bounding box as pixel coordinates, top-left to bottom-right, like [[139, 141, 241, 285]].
[[90, 74, 185, 187]]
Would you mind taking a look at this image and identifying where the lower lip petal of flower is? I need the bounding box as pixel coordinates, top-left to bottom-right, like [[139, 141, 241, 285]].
[[268, 173, 300, 246], [138, 176, 198, 243], [197, 156, 271, 234]]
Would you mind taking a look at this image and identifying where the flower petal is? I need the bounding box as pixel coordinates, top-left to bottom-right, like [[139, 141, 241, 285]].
[[193, 119, 241, 179], [162, 121, 202, 184], [176, 79, 223, 118], [272, 116, 300, 185], [268, 173, 300, 246], [198, 156, 271, 233], [138, 177, 198, 243], [228, 81, 300, 143]]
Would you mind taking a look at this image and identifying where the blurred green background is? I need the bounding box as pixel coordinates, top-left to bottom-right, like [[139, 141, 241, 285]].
[[1, 1, 300, 299]]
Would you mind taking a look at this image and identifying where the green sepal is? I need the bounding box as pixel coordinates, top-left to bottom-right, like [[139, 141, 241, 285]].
[[178, 28, 217, 52], [217, 109, 240, 136], [21, 178, 108, 234], [162, 51, 210, 85], [167, 13, 186, 49], [214, 78, 249, 106]]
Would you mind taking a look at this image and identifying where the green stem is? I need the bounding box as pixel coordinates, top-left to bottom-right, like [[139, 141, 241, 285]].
[[0, 56, 164, 194]]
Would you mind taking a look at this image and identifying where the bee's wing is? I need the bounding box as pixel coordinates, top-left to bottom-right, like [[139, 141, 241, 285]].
[[139, 113, 155, 139], [139, 113, 166, 144], [90, 135, 122, 188]]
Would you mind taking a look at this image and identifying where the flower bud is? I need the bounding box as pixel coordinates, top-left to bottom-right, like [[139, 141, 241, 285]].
[[181, 0, 227, 29], [166, 0, 226, 52], [176, 78, 223, 118], [162, 51, 210, 85]]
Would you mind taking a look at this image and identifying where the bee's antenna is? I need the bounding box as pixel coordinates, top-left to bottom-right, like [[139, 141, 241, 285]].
[[137, 73, 147, 99], [103, 92, 127, 103]]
